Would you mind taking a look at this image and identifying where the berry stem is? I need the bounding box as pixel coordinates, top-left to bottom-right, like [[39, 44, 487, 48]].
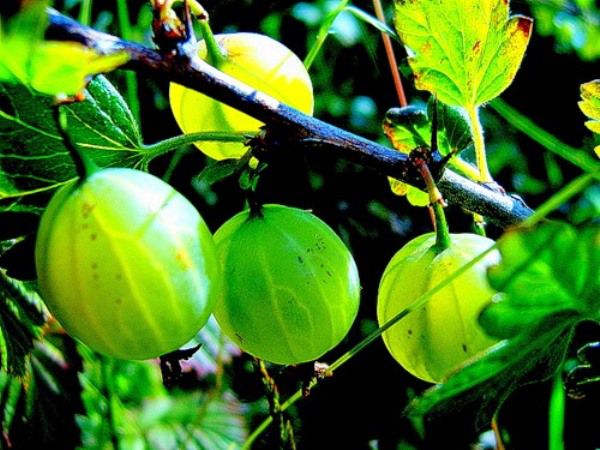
[[196, 10, 226, 67], [467, 105, 493, 183], [415, 157, 451, 252], [53, 103, 98, 181]]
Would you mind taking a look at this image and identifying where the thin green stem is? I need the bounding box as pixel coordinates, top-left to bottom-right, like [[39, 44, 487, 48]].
[[467, 105, 493, 183], [304, 0, 350, 69], [141, 131, 250, 162], [116, 0, 140, 125], [549, 373, 566, 450], [242, 167, 594, 448], [53, 105, 98, 180], [490, 98, 600, 177], [198, 19, 226, 67], [416, 159, 451, 251], [522, 171, 598, 227], [449, 157, 481, 181], [78, 0, 93, 26], [162, 148, 187, 182]]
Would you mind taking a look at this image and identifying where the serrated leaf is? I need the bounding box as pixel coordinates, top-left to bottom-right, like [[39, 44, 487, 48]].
[[0, 270, 47, 374], [578, 80, 600, 158], [0, 1, 129, 96], [393, 0, 533, 108], [0, 75, 142, 204], [408, 321, 573, 428], [483, 222, 600, 338]]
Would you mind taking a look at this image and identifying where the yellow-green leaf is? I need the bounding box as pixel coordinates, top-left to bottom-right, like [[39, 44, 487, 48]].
[[579, 80, 600, 158], [0, 2, 129, 96], [393, 0, 533, 108]]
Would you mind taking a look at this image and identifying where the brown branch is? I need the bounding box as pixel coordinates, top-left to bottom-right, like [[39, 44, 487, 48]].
[[46, 10, 533, 227]]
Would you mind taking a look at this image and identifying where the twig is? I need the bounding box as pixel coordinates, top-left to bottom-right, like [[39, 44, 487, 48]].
[[45, 9, 533, 227]]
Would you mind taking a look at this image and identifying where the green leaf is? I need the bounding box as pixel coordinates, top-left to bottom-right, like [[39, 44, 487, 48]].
[[409, 222, 599, 425], [393, 0, 533, 108], [578, 80, 600, 158], [0, 270, 47, 374], [0, 1, 129, 96], [383, 102, 477, 206], [194, 159, 245, 187], [484, 222, 600, 337], [0, 75, 142, 204]]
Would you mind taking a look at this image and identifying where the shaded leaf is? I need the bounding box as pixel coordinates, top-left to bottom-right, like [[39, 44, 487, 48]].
[[578, 80, 600, 157], [484, 222, 600, 338], [408, 320, 573, 428], [195, 159, 244, 187], [0, 76, 142, 204], [0, 270, 47, 374], [393, 0, 533, 108], [0, 339, 84, 449], [0, 1, 129, 96]]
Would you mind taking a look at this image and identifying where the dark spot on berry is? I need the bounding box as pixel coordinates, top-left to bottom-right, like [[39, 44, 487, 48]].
[[235, 333, 245, 343], [408, 329, 413, 335], [91, 262, 98, 269], [462, 344, 468, 353], [81, 203, 95, 218], [326, 270, 332, 277], [297, 256, 304, 264], [116, 298, 123, 305], [115, 273, 122, 280], [90, 233, 97, 241]]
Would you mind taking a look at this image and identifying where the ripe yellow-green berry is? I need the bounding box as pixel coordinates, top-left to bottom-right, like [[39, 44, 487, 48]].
[[213, 204, 360, 365], [35, 168, 221, 360], [377, 233, 500, 383], [170, 32, 314, 160]]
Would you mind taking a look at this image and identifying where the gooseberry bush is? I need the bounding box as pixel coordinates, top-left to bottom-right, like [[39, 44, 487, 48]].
[[0, 0, 599, 449]]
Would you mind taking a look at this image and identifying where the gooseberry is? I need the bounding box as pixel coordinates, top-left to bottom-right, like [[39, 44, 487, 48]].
[[213, 204, 360, 365], [169, 32, 314, 161], [377, 233, 500, 383], [35, 168, 221, 360]]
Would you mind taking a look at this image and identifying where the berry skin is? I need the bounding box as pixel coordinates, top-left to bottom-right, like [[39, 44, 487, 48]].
[[377, 233, 500, 383], [170, 32, 314, 161], [35, 168, 221, 360], [213, 204, 360, 365]]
